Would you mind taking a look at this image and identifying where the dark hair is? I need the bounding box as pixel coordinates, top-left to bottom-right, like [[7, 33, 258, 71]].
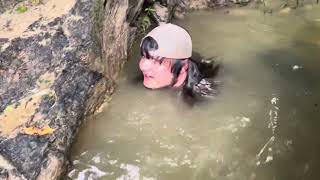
[[140, 36, 158, 59], [140, 36, 219, 98]]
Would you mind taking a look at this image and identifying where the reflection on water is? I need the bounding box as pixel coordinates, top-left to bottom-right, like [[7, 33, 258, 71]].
[[69, 6, 320, 180]]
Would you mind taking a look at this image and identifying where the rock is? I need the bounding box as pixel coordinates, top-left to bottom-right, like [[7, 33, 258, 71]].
[[166, 0, 188, 8], [212, 0, 228, 7], [153, 2, 171, 23], [0, 0, 19, 14], [173, 5, 186, 19], [188, 0, 209, 9], [165, 0, 209, 10], [279, 7, 291, 14], [165, 0, 239, 11], [127, 0, 145, 26], [230, 0, 250, 4], [0, 0, 128, 179], [36, 153, 64, 180], [101, 0, 130, 80]]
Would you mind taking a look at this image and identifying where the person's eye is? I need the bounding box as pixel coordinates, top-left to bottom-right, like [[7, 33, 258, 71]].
[[142, 56, 152, 61], [148, 56, 158, 61], [144, 56, 153, 60]]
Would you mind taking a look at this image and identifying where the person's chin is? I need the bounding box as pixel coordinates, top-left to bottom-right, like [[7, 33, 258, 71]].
[[143, 80, 165, 89]]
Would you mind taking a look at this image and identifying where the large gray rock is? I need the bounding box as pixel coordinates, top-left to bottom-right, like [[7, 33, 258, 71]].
[[101, 0, 130, 80], [0, 0, 124, 179], [0, 0, 19, 14]]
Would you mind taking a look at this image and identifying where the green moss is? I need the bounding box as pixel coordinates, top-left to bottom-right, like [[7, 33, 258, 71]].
[[16, 4, 28, 13]]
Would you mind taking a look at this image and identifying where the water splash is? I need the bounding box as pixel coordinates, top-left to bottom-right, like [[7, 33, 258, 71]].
[[117, 164, 140, 180], [256, 95, 279, 165]]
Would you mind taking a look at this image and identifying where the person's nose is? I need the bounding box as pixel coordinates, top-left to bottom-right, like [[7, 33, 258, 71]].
[[139, 58, 154, 72]]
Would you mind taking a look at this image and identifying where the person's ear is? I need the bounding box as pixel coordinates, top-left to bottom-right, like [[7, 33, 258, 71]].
[[173, 60, 189, 88]]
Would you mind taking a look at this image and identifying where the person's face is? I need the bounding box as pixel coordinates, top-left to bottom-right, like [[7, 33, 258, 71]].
[[139, 56, 174, 89]]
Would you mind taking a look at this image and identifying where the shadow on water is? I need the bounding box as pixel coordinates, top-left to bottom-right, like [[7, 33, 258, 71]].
[[255, 22, 320, 180]]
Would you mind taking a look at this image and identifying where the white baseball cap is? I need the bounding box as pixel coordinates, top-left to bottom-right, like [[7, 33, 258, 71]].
[[141, 23, 192, 59]]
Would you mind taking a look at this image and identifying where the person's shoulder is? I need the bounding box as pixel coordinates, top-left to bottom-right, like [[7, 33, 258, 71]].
[[190, 51, 221, 78], [190, 51, 223, 98], [181, 77, 221, 105], [193, 78, 220, 97]]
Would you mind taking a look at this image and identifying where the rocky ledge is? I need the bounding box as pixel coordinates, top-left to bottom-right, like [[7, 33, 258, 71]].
[[0, 0, 115, 179]]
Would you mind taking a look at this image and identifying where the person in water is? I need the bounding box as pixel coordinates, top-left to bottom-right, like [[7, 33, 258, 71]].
[[139, 23, 219, 100]]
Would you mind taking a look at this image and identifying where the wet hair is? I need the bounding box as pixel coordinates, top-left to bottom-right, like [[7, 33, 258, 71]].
[[140, 36, 219, 98], [140, 36, 158, 59]]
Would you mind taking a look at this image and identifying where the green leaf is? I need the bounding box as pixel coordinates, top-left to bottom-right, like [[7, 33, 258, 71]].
[[145, 8, 156, 12], [142, 16, 150, 23], [16, 4, 28, 13], [137, 15, 151, 33], [4, 106, 14, 114]]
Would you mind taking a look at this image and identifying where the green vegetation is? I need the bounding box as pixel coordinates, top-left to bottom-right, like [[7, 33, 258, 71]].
[[137, 3, 156, 33], [144, 7, 156, 15], [137, 15, 151, 33], [4, 106, 14, 113], [16, 4, 28, 13], [15, 0, 42, 13]]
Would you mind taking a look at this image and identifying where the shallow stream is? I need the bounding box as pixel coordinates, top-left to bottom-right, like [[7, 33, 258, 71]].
[[69, 6, 320, 180]]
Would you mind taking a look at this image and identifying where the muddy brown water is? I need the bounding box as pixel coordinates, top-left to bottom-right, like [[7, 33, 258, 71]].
[[68, 6, 320, 180]]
